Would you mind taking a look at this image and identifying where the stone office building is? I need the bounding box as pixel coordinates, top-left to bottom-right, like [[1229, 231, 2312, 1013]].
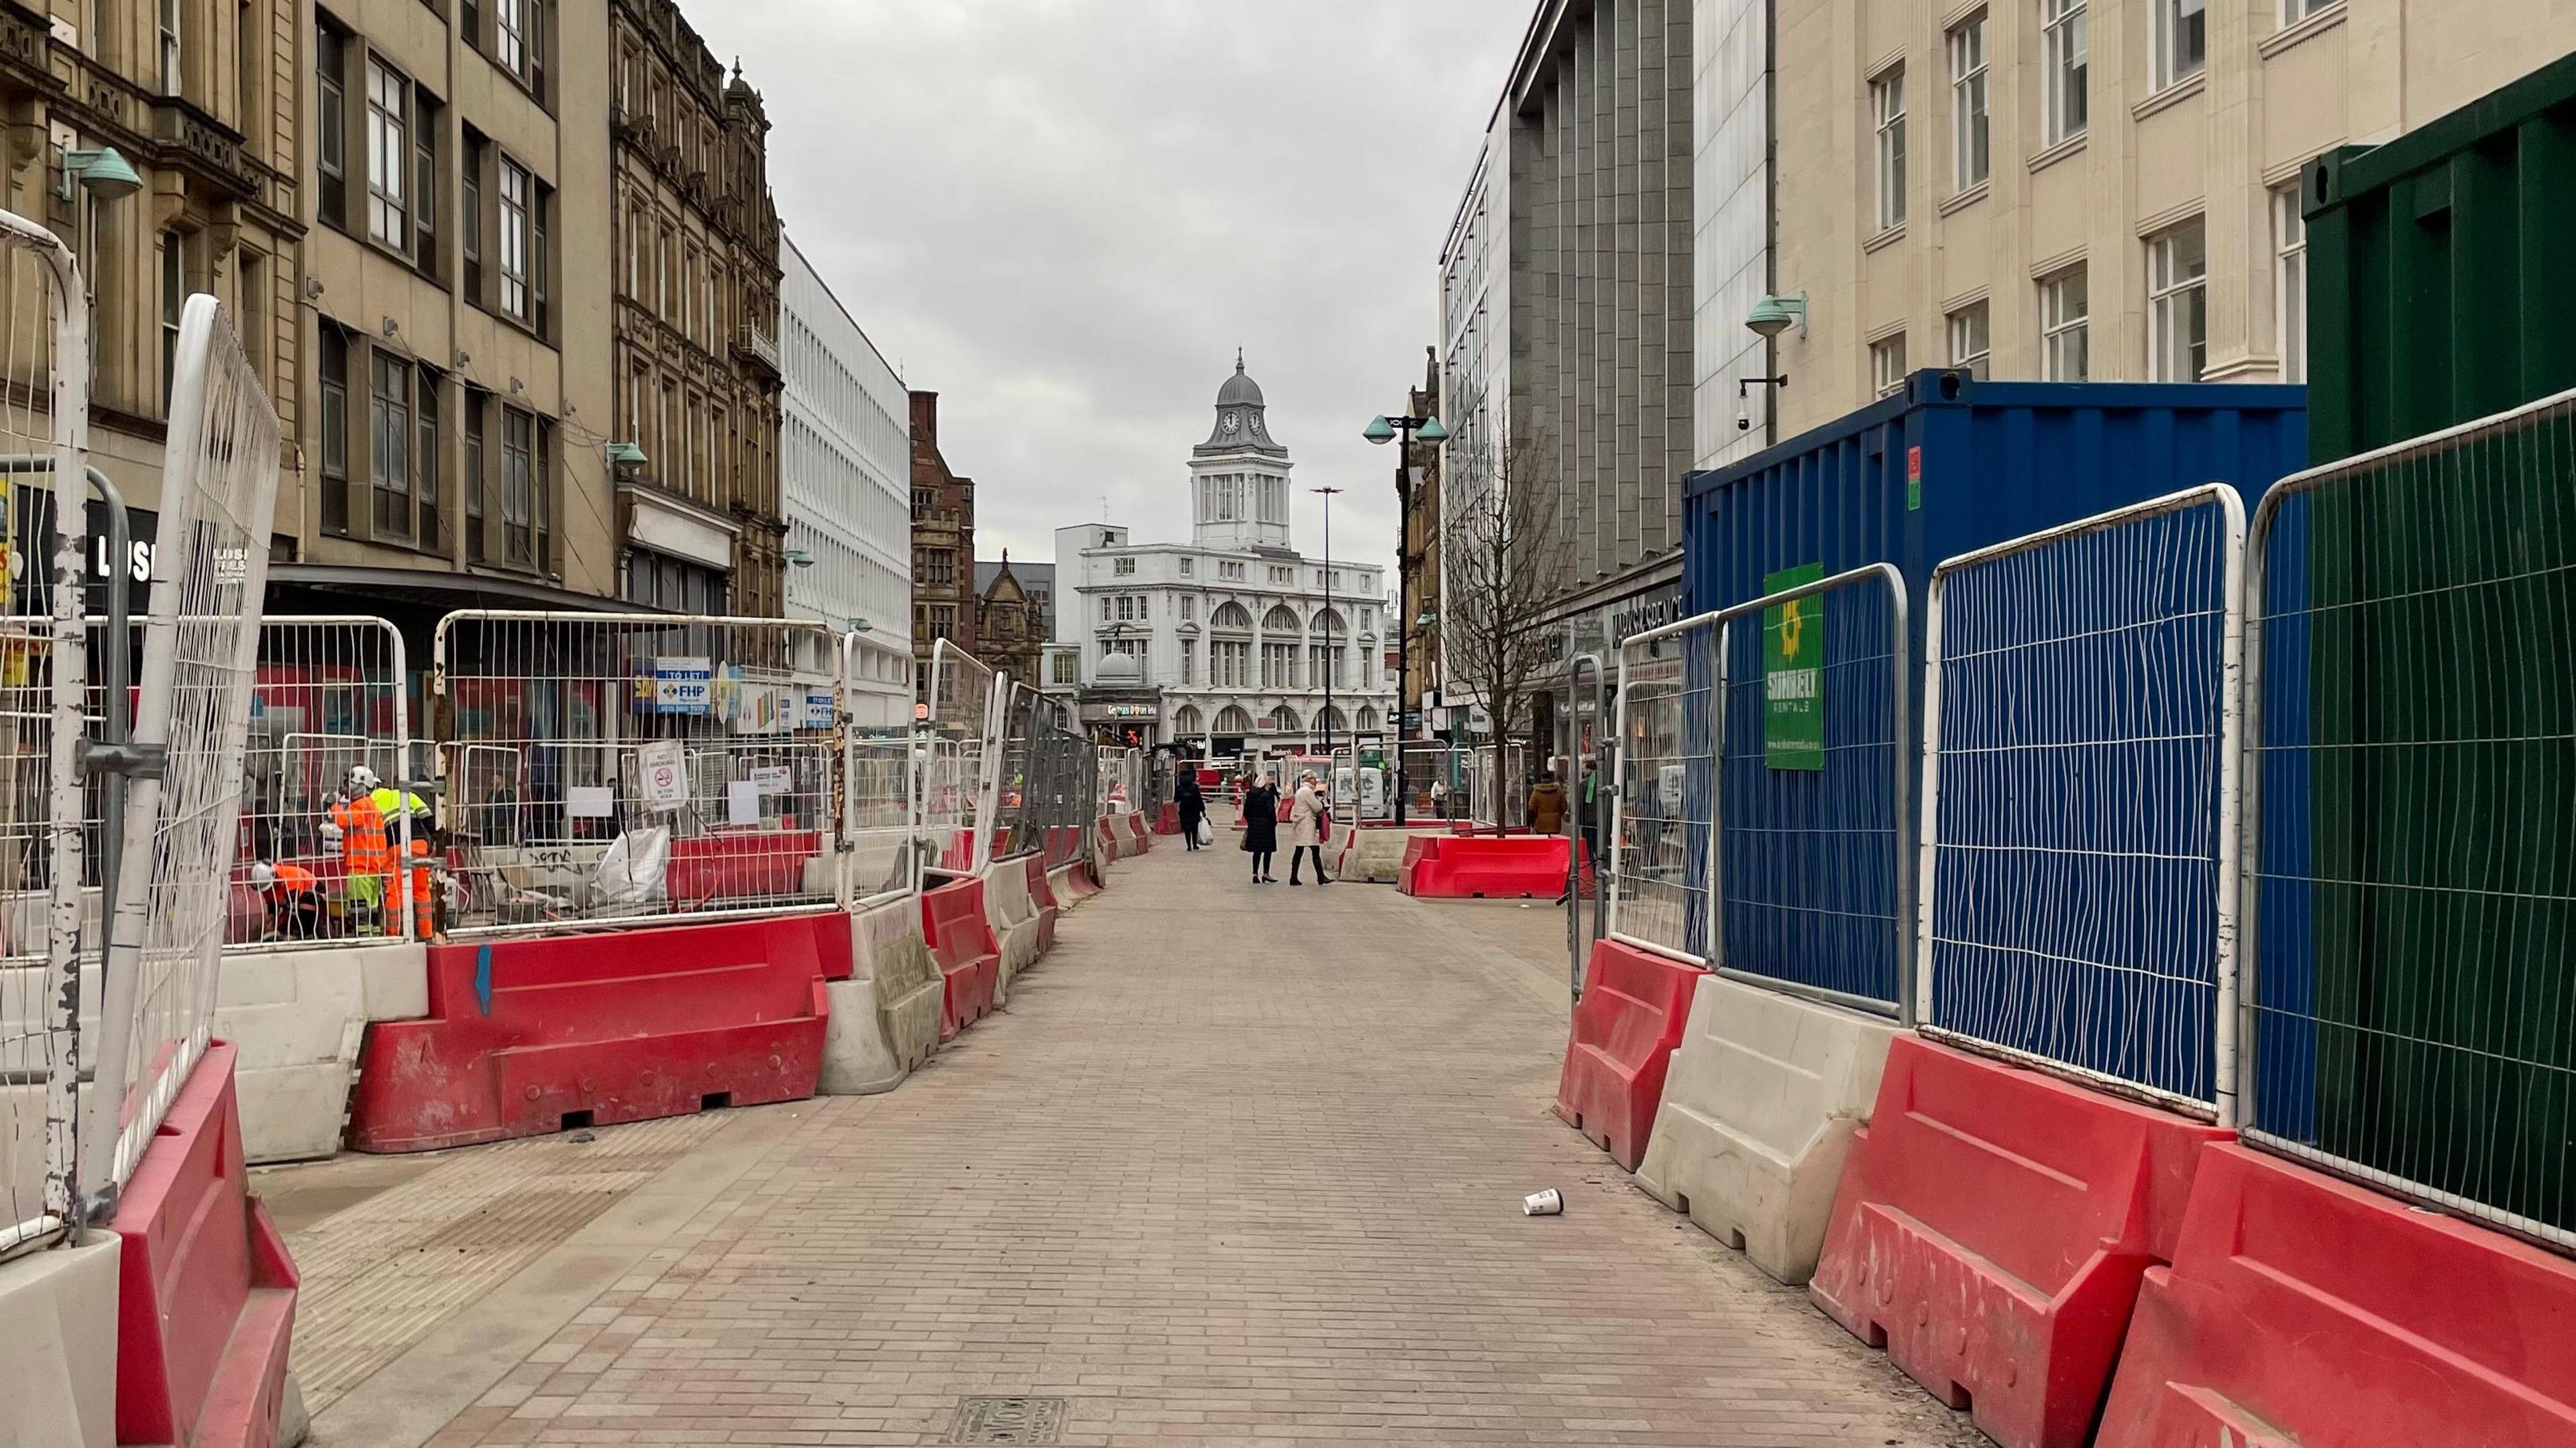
[[608, 0, 784, 618]]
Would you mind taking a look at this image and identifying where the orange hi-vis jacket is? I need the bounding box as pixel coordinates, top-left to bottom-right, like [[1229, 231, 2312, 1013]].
[[332, 793, 392, 876]]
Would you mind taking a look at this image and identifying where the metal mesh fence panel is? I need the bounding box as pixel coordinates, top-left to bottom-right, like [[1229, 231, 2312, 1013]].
[[433, 613, 839, 936], [1717, 566, 1912, 1015], [83, 294, 281, 1201], [994, 683, 1040, 860], [1920, 491, 2241, 1108], [1610, 619, 1715, 963], [1399, 742, 1468, 824], [841, 631, 912, 908], [2244, 388, 2576, 1249], [923, 640, 996, 875], [1462, 743, 1527, 829], [236, 617, 417, 948], [0, 212, 87, 1256]]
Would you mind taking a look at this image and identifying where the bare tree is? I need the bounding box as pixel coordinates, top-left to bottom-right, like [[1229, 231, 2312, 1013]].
[[1442, 431, 1573, 832]]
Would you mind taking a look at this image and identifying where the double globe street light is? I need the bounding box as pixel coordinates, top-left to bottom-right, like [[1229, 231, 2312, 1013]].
[[1364, 409, 1446, 827]]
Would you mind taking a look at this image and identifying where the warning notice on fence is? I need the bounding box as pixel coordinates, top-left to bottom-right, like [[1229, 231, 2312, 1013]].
[[639, 739, 688, 813], [653, 656, 712, 716], [1764, 564, 1825, 772]]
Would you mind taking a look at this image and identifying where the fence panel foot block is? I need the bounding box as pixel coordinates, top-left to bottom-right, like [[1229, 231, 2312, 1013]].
[[1635, 974, 1900, 1285], [2098, 1142, 2576, 1448], [1810, 1037, 2230, 1448], [1553, 941, 1705, 1171], [0, 1225, 119, 1446], [115, 1042, 301, 1448], [346, 913, 837, 1152]]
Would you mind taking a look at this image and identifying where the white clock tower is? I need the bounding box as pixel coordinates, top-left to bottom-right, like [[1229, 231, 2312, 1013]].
[[1189, 353, 1294, 552]]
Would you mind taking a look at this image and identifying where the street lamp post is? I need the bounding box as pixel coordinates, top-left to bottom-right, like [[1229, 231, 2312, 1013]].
[[1364, 410, 1446, 826], [1311, 485, 1341, 765]]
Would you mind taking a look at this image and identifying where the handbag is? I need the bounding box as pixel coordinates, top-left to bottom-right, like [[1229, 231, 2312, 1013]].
[[1195, 818, 1213, 846]]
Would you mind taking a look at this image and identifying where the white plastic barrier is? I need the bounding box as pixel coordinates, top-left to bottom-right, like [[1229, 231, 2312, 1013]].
[[982, 861, 1041, 999], [0, 1233, 119, 1444], [1633, 975, 1901, 1285], [216, 942, 429, 1164], [820, 894, 942, 1095]]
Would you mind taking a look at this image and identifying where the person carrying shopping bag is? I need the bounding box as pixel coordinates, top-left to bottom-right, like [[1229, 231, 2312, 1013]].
[[1287, 771, 1332, 886], [1176, 771, 1208, 850]]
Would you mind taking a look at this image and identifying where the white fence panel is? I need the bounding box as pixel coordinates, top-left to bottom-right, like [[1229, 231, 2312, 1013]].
[[1610, 618, 1715, 964], [922, 639, 998, 876], [435, 612, 840, 937], [0, 212, 88, 1256], [83, 294, 282, 1201]]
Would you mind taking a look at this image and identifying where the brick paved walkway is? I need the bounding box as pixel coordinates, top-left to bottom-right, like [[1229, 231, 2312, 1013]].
[[333, 839, 1976, 1447]]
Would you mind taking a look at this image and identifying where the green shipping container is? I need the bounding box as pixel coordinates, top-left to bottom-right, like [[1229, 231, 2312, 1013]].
[[2289, 52, 2576, 1239], [2303, 50, 2576, 462]]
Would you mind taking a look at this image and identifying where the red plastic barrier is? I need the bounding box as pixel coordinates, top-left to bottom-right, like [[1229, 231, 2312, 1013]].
[[1126, 813, 1151, 852], [922, 876, 1001, 1040], [1155, 801, 1180, 834], [1095, 817, 1120, 860], [666, 828, 822, 904], [1025, 853, 1060, 953], [347, 912, 839, 1152], [1405, 834, 1590, 899], [114, 1042, 299, 1448], [2098, 1141, 2576, 1448], [1395, 834, 1442, 895], [1809, 1037, 2232, 1448], [1553, 940, 1705, 1171], [1064, 858, 1103, 898]]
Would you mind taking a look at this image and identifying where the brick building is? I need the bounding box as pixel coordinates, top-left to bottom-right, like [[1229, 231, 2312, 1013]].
[[908, 389, 974, 695]]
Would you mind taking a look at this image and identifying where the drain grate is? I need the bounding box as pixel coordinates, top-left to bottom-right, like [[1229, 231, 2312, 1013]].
[[949, 1396, 1068, 1444]]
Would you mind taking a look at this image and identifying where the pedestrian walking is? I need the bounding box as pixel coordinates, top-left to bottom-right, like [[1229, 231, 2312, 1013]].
[[1240, 772, 1281, 883], [1430, 775, 1450, 821], [1287, 771, 1332, 886], [1176, 771, 1207, 851], [1527, 769, 1569, 835]]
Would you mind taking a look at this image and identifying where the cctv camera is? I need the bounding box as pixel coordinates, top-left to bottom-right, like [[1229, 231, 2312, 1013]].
[[1736, 403, 1754, 432]]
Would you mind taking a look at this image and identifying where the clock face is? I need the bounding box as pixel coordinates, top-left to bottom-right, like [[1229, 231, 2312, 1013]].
[[1221, 412, 1241, 435]]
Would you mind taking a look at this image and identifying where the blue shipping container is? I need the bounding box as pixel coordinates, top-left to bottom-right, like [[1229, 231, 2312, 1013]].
[[1681, 369, 2309, 1014]]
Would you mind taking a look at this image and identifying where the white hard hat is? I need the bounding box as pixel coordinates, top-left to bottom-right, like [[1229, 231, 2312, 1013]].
[[347, 765, 380, 792], [250, 862, 276, 889]]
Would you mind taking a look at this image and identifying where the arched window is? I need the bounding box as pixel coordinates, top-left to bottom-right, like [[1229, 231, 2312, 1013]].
[[1311, 607, 1347, 635], [1356, 707, 1379, 732], [1271, 704, 1301, 734], [1263, 604, 1301, 633], [1173, 704, 1204, 736], [1317, 705, 1348, 734], [1211, 602, 1252, 631], [1212, 705, 1253, 734]]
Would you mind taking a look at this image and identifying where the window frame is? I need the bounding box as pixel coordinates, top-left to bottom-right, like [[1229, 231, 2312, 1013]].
[[1947, 15, 1988, 192], [502, 406, 533, 564], [2152, 0, 2207, 92], [464, 388, 488, 563], [2147, 218, 2209, 383], [2272, 185, 2307, 384], [320, 323, 352, 534], [2040, 266, 2090, 382], [1947, 302, 1990, 380], [364, 56, 411, 250], [2042, 0, 2089, 146], [1872, 66, 1908, 232], [158, 0, 182, 95], [1870, 333, 1909, 399], [498, 156, 531, 323], [159, 229, 185, 410], [315, 21, 348, 228], [369, 348, 414, 539], [416, 364, 442, 550]]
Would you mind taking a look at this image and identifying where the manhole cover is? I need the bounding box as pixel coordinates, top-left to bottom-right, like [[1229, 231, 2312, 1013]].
[[949, 1396, 1067, 1444]]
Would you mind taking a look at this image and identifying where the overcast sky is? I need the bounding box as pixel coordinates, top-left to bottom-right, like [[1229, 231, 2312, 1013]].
[[688, 1, 1525, 587]]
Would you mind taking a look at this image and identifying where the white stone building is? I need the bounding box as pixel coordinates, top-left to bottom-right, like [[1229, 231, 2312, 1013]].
[[780, 235, 913, 726], [1045, 359, 1395, 753]]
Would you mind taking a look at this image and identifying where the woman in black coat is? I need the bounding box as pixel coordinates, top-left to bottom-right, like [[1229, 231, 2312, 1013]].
[[1239, 773, 1280, 883], [1175, 773, 1206, 851]]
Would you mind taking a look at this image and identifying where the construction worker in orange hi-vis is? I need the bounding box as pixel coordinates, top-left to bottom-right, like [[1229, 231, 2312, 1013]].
[[330, 766, 394, 934]]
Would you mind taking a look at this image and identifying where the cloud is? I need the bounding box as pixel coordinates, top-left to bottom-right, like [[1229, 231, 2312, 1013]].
[[688, 0, 1523, 581]]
